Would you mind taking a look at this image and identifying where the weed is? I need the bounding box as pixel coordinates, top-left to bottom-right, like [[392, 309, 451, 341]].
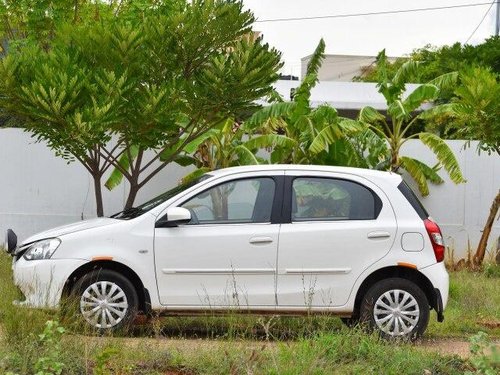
[[466, 331, 500, 375], [34, 320, 66, 375], [483, 263, 500, 278], [93, 346, 120, 375]]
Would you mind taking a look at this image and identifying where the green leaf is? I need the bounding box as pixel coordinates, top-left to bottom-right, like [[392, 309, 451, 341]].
[[417, 103, 460, 121], [243, 134, 296, 150], [104, 146, 139, 191], [428, 71, 458, 91], [182, 129, 220, 154], [419, 132, 466, 184], [338, 118, 365, 133], [181, 167, 212, 184], [358, 106, 386, 123], [393, 60, 420, 88], [399, 156, 430, 196], [245, 102, 296, 128], [173, 154, 198, 167], [387, 99, 408, 120], [402, 84, 439, 114], [309, 125, 343, 154], [304, 38, 325, 78], [234, 145, 259, 165], [402, 156, 444, 184]]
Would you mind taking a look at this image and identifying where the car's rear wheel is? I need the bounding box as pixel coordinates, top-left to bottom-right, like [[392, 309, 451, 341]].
[[71, 269, 138, 331], [359, 278, 429, 340]]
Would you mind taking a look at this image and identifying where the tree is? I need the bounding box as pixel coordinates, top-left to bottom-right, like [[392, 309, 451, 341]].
[[245, 39, 367, 167], [434, 67, 500, 266], [357, 37, 500, 83], [0, 0, 283, 215], [357, 50, 466, 196]]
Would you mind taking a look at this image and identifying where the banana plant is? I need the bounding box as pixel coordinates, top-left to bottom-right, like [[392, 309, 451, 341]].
[[357, 49, 465, 196], [245, 39, 367, 167], [173, 117, 297, 183]]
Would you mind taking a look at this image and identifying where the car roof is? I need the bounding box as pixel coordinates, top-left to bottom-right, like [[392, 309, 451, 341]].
[[207, 164, 401, 183]]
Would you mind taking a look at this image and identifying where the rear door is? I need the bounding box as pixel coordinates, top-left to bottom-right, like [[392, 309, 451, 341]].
[[277, 171, 397, 307]]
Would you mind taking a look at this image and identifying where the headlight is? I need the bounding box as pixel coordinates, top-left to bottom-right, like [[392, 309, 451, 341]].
[[23, 238, 61, 261]]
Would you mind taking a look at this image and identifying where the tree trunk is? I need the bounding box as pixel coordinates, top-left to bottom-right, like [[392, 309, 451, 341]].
[[93, 173, 104, 217], [124, 183, 139, 210], [474, 189, 500, 266], [389, 141, 399, 172]]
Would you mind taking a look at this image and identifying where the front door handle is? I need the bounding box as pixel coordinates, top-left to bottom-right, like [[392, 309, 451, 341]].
[[249, 236, 273, 245], [367, 231, 391, 239]]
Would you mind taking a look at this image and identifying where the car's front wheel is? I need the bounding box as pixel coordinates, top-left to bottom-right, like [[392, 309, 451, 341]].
[[359, 278, 429, 340], [71, 269, 138, 331]]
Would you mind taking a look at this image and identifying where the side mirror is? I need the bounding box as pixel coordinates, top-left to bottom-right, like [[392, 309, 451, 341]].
[[156, 207, 191, 228], [4, 229, 17, 255]]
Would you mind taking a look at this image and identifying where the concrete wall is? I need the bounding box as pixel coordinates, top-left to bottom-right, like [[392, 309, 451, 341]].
[[300, 54, 397, 82], [1, 129, 498, 259]]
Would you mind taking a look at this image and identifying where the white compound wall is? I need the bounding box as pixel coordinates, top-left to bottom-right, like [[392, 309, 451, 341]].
[[1, 128, 498, 259]]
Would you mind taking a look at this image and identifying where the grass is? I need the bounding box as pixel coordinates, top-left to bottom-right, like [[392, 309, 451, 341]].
[[427, 267, 500, 338], [0, 251, 498, 374]]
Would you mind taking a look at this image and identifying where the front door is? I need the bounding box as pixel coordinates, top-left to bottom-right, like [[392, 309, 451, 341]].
[[154, 174, 282, 308], [277, 172, 397, 307]]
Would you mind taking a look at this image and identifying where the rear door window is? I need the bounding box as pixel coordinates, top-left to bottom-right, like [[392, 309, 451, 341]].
[[292, 177, 382, 221]]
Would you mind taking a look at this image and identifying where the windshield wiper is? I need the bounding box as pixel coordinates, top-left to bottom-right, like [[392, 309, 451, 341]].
[[110, 207, 142, 219]]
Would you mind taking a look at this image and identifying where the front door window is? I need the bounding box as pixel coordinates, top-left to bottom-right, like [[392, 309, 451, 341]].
[[181, 178, 275, 224]]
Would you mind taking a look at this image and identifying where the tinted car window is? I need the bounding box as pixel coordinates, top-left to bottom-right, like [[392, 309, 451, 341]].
[[181, 178, 275, 224], [292, 177, 381, 221]]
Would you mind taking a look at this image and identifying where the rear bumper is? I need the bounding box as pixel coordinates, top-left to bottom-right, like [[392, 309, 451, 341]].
[[419, 261, 449, 320]]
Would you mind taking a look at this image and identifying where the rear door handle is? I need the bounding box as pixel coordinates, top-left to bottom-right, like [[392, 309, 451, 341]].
[[249, 236, 273, 245], [367, 231, 391, 239]]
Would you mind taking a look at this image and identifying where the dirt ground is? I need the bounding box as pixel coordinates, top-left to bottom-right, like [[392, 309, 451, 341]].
[[96, 334, 500, 359]]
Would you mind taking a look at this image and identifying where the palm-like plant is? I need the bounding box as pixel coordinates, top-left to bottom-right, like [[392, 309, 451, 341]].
[[358, 50, 466, 196], [245, 39, 366, 167], [172, 117, 296, 182]]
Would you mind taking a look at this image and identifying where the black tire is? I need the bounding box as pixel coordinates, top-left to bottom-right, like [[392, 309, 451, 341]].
[[359, 278, 429, 340], [70, 269, 139, 331]]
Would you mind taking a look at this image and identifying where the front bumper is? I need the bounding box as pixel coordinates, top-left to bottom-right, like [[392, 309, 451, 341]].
[[12, 257, 88, 308]]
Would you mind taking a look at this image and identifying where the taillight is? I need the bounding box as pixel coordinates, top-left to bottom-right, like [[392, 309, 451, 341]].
[[424, 219, 445, 262]]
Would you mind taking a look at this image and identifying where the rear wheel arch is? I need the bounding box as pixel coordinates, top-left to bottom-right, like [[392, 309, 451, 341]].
[[352, 266, 437, 318], [62, 260, 151, 315]]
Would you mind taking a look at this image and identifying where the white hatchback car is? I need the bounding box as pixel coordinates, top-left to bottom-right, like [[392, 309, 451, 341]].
[[5, 165, 448, 339]]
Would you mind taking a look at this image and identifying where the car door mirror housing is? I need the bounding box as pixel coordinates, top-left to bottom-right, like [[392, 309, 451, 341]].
[[156, 207, 191, 228]]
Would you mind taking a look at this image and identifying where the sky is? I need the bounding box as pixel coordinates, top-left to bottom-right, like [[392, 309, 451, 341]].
[[242, 0, 499, 76]]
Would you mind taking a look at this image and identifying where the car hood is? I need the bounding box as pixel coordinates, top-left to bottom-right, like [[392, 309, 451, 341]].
[[21, 218, 120, 246]]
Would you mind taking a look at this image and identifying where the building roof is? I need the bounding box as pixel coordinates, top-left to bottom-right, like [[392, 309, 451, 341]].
[[270, 80, 429, 112]]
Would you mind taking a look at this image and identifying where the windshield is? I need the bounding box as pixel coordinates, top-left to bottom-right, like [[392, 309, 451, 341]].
[[110, 174, 211, 219]]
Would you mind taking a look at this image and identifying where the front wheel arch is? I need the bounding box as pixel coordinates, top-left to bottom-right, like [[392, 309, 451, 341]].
[[62, 260, 151, 315]]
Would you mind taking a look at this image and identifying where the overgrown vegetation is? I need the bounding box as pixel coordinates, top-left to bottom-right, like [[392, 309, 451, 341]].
[[1, 251, 498, 374], [0, 0, 283, 215], [356, 36, 500, 84]]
